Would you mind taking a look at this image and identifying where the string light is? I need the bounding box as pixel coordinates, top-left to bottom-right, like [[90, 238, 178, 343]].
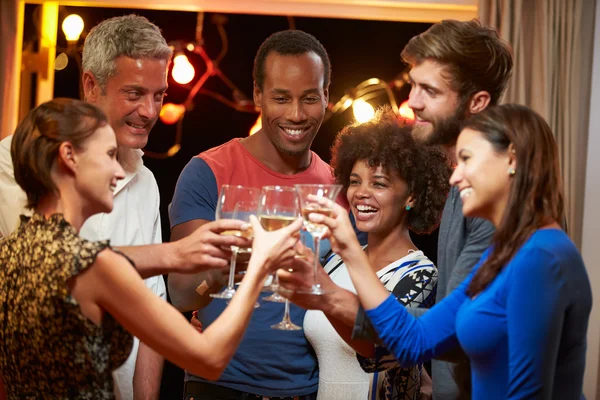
[[352, 99, 375, 123], [160, 103, 186, 125], [398, 100, 415, 121], [249, 115, 262, 135], [62, 14, 84, 42], [172, 54, 195, 84]]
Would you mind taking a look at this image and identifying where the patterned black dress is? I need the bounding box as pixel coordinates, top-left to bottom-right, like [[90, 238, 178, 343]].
[[0, 214, 133, 399]]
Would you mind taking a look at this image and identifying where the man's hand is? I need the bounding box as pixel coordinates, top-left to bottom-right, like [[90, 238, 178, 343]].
[[277, 253, 338, 311], [172, 219, 251, 273]]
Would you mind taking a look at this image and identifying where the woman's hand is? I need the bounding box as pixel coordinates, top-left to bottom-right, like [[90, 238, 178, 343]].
[[306, 195, 361, 258], [245, 215, 303, 278]]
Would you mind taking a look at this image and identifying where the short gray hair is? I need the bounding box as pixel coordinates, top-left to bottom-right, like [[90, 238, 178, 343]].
[[82, 15, 173, 89]]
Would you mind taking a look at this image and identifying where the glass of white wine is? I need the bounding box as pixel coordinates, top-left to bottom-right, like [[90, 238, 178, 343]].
[[210, 185, 260, 300], [257, 185, 303, 330], [294, 183, 342, 295], [258, 186, 299, 303]]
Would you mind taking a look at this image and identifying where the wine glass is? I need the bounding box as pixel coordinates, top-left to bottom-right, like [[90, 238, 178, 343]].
[[270, 232, 310, 331], [210, 185, 260, 300], [294, 183, 343, 295], [258, 186, 300, 303]]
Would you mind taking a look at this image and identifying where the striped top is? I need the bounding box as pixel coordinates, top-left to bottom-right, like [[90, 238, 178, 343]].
[[305, 247, 437, 400]]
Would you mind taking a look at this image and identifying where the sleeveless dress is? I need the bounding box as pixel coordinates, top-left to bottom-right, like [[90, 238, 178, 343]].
[[0, 213, 133, 399]]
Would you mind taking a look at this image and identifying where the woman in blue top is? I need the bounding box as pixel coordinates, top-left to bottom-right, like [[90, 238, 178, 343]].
[[303, 104, 592, 399]]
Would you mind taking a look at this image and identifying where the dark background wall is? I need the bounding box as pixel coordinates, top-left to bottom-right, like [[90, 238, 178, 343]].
[[24, 5, 433, 398]]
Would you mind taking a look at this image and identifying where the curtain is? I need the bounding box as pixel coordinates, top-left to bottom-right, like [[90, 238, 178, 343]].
[[479, 0, 596, 249], [0, 0, 20, 140]]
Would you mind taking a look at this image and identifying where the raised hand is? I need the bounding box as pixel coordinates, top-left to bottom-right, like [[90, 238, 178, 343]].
[[277, 254, 338, 311], [173, 219, 251, 273], [305, 195, 361, 258], [245, 215, 303, 278]]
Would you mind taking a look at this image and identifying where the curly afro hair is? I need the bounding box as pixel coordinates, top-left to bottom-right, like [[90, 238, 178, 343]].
[[330, 106, 451, 234]]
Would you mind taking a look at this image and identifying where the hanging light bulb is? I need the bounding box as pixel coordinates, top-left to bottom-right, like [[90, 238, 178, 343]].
[[159, 103, 186, 125], [398, 100, 415, 122], [62, 14, 84, 42], [249, 114, 262, 135], [352, 99, 375, 123], [172, 54, 195, 85]]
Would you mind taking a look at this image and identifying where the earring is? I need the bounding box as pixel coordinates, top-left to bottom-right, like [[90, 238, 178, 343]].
[[405, 205, 411, 211], [508, 168, 516, 176]]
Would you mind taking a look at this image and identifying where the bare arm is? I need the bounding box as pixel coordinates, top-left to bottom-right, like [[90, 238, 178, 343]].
[[133, 342, 163, 400], [71, 217, 303, 380], [168, 219, 223, 312]]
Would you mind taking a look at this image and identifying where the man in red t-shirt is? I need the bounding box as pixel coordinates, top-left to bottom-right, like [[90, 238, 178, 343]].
[[168, 30, 335, 400]]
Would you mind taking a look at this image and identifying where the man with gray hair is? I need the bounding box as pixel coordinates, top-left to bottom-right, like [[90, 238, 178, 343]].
[[0, 14, 242, 400]]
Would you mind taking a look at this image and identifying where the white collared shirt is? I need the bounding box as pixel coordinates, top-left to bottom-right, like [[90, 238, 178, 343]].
[[0, 135, 166, 400]]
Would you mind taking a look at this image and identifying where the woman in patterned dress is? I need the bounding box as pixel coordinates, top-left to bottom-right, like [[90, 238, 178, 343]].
[[281, 107, 451, 399], [0, 98, 302, 399]]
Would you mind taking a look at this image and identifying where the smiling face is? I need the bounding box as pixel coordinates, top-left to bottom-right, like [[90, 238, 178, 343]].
[[253, 51, 328, 157], [346, 160, 412, 235], [84, 56, 169, 150], [72, 124, 125, 215], [450, 128, 514, 226], [407, 59, 467, 147]]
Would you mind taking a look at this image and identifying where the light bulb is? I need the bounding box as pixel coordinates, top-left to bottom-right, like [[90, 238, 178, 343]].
[[172, 54, 195, 85], [159, 103, 186, 125], [249, 115, 262, 135], [352, 99, 375, 123], [398, 100, 415, 121], [62, 14, 84, 42]]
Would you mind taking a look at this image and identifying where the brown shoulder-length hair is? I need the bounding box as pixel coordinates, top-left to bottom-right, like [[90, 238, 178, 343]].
[[11, 98, 108, 209], [401, 19, 513, 106], [463, 104, 564, 296]]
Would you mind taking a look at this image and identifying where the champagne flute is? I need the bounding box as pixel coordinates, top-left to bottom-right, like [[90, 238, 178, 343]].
[[210, 185, 260, 300], [294, 183, 342, 295], [258, 186, 300, 303]]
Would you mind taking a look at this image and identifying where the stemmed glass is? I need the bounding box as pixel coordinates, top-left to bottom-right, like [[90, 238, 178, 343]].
[[210, 185, 260, 300], [258, 186, 300, 303], [294, 184, 343, 295], [257, 186, 303, 330]]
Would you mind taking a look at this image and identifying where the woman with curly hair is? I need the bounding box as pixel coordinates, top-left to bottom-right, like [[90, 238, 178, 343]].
[[280, 106, 451, 400], [301, 104, 591, 399]]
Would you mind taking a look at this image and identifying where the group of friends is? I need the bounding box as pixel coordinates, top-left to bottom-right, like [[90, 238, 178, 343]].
[[0, 12, 592, 400]]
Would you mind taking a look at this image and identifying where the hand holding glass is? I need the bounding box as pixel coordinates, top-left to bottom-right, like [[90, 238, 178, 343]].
[[294, 184, 342, 295], [210, 185, 260, 300]]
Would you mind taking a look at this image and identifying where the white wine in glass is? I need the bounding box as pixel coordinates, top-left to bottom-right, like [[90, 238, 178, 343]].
[[295, 183, 342, 296], [258, 186, 300, 303], [210, 185, 260, 300]]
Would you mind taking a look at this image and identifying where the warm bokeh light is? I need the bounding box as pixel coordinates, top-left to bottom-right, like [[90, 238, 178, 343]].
[[172, 54, 195, 85], [159, 103, 186, 125], [62, 14, 84, 42], [352, 99, 375, 123], [399, 100, 415, 122], [54, 52, 69, 70], [249, 115, 262, 135]]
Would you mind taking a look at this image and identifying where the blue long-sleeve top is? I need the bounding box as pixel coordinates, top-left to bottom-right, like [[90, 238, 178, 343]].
[[365, 229, 591, 399]]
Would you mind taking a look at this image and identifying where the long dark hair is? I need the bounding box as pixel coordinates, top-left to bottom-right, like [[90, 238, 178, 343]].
[[464, 104, 564, 296]]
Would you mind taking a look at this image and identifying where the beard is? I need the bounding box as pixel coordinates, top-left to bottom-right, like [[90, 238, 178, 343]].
[[413, 100, 469, 147]]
